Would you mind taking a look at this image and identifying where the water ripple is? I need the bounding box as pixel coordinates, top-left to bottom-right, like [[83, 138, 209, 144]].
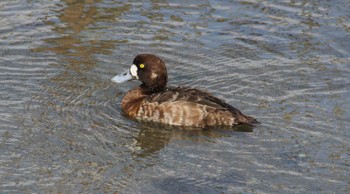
[[1, 0, 350, 193]]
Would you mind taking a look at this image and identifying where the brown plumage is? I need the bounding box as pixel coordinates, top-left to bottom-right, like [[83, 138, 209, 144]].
[[112, 54, 259, 128]]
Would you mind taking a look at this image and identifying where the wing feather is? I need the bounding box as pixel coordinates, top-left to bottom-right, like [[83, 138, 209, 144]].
[[147, 86, 238, 112]]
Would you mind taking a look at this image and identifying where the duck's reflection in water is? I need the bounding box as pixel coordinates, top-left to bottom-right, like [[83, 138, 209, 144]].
[[131, 123, 254, 157]]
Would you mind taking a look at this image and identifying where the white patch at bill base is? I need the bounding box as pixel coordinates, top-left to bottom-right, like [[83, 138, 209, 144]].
[[130, 64, 139, 79]]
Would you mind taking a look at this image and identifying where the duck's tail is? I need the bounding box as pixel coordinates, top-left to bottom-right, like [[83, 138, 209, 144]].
[[237, 114, 260, 126], [246, 115, 260, 125]]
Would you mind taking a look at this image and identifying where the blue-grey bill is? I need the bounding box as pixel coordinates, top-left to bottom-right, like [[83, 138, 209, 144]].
[[111, 70, 133, 83]]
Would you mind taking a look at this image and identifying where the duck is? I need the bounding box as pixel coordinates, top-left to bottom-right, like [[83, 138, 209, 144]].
[[111, 54, 259, 128]]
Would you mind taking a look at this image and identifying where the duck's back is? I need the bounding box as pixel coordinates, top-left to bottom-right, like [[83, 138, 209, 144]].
[[134, 86, 258, 127]]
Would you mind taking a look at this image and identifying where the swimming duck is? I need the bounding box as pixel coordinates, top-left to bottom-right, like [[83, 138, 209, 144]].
[[111, 54, 258, 128]]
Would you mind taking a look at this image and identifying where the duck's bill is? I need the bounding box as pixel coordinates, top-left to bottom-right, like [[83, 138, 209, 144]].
[[111, 70, 133, 83]]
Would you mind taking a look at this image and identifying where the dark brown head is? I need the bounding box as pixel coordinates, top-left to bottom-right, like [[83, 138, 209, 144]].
[[111, 54, 168, 93]]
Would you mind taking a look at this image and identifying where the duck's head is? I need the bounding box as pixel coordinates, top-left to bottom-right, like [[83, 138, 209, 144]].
[[111, 54, 168, 92]]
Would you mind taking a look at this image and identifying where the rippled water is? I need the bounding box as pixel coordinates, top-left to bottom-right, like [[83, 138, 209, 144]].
[[1, 0, 349, 193]]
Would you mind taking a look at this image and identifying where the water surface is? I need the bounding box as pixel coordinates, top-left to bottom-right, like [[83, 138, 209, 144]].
[[1, 0, 349, 193]]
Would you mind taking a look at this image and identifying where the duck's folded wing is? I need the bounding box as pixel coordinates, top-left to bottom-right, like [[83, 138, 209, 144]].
[[145, 86, 259, 125], [147, 86, 237, 111]]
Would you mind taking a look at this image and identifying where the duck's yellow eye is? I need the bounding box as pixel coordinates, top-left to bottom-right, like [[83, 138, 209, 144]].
[[139, 64, 145, 68]]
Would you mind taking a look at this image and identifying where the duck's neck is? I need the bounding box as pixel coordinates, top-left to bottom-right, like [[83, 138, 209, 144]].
[[140, 83, 166, 94]]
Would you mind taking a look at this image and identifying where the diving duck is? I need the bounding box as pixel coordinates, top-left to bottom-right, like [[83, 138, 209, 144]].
[[111, 54, 258, 128]]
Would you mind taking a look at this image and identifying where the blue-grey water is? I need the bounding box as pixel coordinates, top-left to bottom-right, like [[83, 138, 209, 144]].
[[1, 0, 349, 193]]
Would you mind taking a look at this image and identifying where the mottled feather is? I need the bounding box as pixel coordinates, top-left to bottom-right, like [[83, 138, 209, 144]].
[[121, 86, 258, 127]]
